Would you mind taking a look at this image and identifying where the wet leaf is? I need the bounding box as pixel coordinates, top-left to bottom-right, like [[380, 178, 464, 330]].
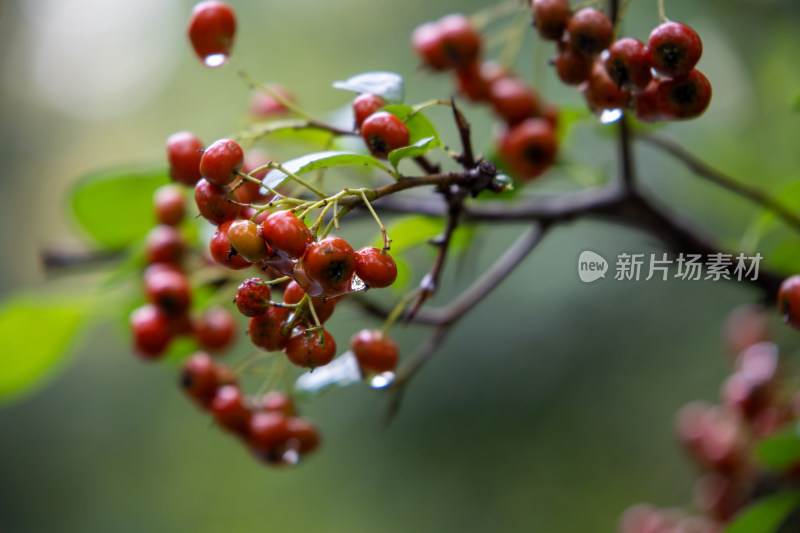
[[333, 71, 404, 103]]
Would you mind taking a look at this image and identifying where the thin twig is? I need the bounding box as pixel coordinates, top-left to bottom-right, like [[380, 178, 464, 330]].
[[385, 224, 547, 422], [639, 133, 800, 236]]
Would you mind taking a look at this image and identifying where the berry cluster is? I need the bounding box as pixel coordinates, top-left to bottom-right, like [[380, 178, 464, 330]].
[[180, 352, 320, 465], [130, 178, 237, 359], [132, 91, 406, 463], [619, 303, 799, 532], [411, 14, 559, 182], [532, 0, 711, 122]]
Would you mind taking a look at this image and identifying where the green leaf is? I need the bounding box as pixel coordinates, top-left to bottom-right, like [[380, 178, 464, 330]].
[[332, 71, 404, 103], [745, 180, 800, 248], [388, 136, 439, 170], [0, 296, 88, 403], [724, 491, 800, 533], [381, 215, 443, 254], [70, 166, 169, 249], [756, 423, 800, 471], [262, 151, 393, 190], [556, 105, 592, 144], [293, 351, 362, 400]]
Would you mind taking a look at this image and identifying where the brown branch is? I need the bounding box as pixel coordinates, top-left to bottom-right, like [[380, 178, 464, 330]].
[[638, 132, 800, 236], [385, 224, 547, 421]]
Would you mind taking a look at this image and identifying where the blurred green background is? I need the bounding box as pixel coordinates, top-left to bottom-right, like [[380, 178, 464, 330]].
[[2, 0, 800, 531]]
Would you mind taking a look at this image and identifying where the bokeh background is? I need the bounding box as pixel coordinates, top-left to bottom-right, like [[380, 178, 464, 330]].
[[2, 0, 800, 531]]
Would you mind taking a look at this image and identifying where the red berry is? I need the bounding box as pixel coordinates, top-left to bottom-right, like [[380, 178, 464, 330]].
[[410, 14, 481, 71], [166, 131, 204, 187], [488, 77, 542, 126], [438, 14, 482, 69], [249, 84, 294, 118], [144, 268, 192, 315], [603, 37, 652, 90], [209, 220, 253, 270], [235, 278, 272, 318], [648, 21, 702, 78], [632, 79, 663, 123], [353, 93, 387, 129], [582, 59, 631, 112], [249, 306, 292, 351], [228, 219, 271, 262], [284, 329, 337, 369], [145, 225, 185, 266], [180, 352, 220, 406], [260, 210, 313, 259], [286, 417, 320, 455], [498, 118, 557, 181], [350, 329, 399, 375], [283, 280, 337, 324], [532, 0, 572, 41], [248, 411, 291, 455], [302, 237, 356, 297], [553, 41, 594, 85], [130, 304, 172, 359], [193, 307, 236, 351], [211, 385, 252, 435], [194, 178, 241, 225], [354, 247, 397, 288], [180, 353, 237, 408], [723, 304, 769, 358], [259, 391, 296, 416], [655, 69, 712, 120], [411, 22, 450, 71], [187, 1, 236, 67], [199, 138, 243, 187], [153, 184, 186, 226], [567, 8, 613, 57], [360, 111, 410, 159], [454, 60, 490, 102], [779, 275, 800, 329]]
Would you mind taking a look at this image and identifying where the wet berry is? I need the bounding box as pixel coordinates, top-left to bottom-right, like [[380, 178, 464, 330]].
[[228, 219, 271, 262], [353, 93, 387, 129], [360, 111, 410, 159], [302, 237, 356, 297], [166, 131, 204, 187], [130, 304, 172, 359], [354, 247, 397, 288], [284, 329, 337, 369], [235, 278, 272, 317], [567, 8, 613, 57], [154, 184, 186, 226], [778, 275, 800, 329], [199, 138, 243, 187], [249, 306, 292, 351], [498, 118, 557, 181], [144, 268, 192, 315], [655, 69, 712, 119], [193, 307, 237, 351], [350, 329, 399, 375], [195, 178, 241, 226], [187, 1, 236, 67], [532, 0, 572, 41], [603, 37, 652, 90], [260, 210, 313, 259], [488, 77, 541, 126], [648, 21, 703, 78], [145, 225, 185, 266], [209, 220, 254, 270]]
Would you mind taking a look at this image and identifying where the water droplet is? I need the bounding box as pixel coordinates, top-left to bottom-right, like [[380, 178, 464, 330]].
[[370, 372, 396, 389], [281, 448, 300, 465], [203, 53, 228, 68], [350, 274, 367, 293], [599, 108, 623, 124]]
